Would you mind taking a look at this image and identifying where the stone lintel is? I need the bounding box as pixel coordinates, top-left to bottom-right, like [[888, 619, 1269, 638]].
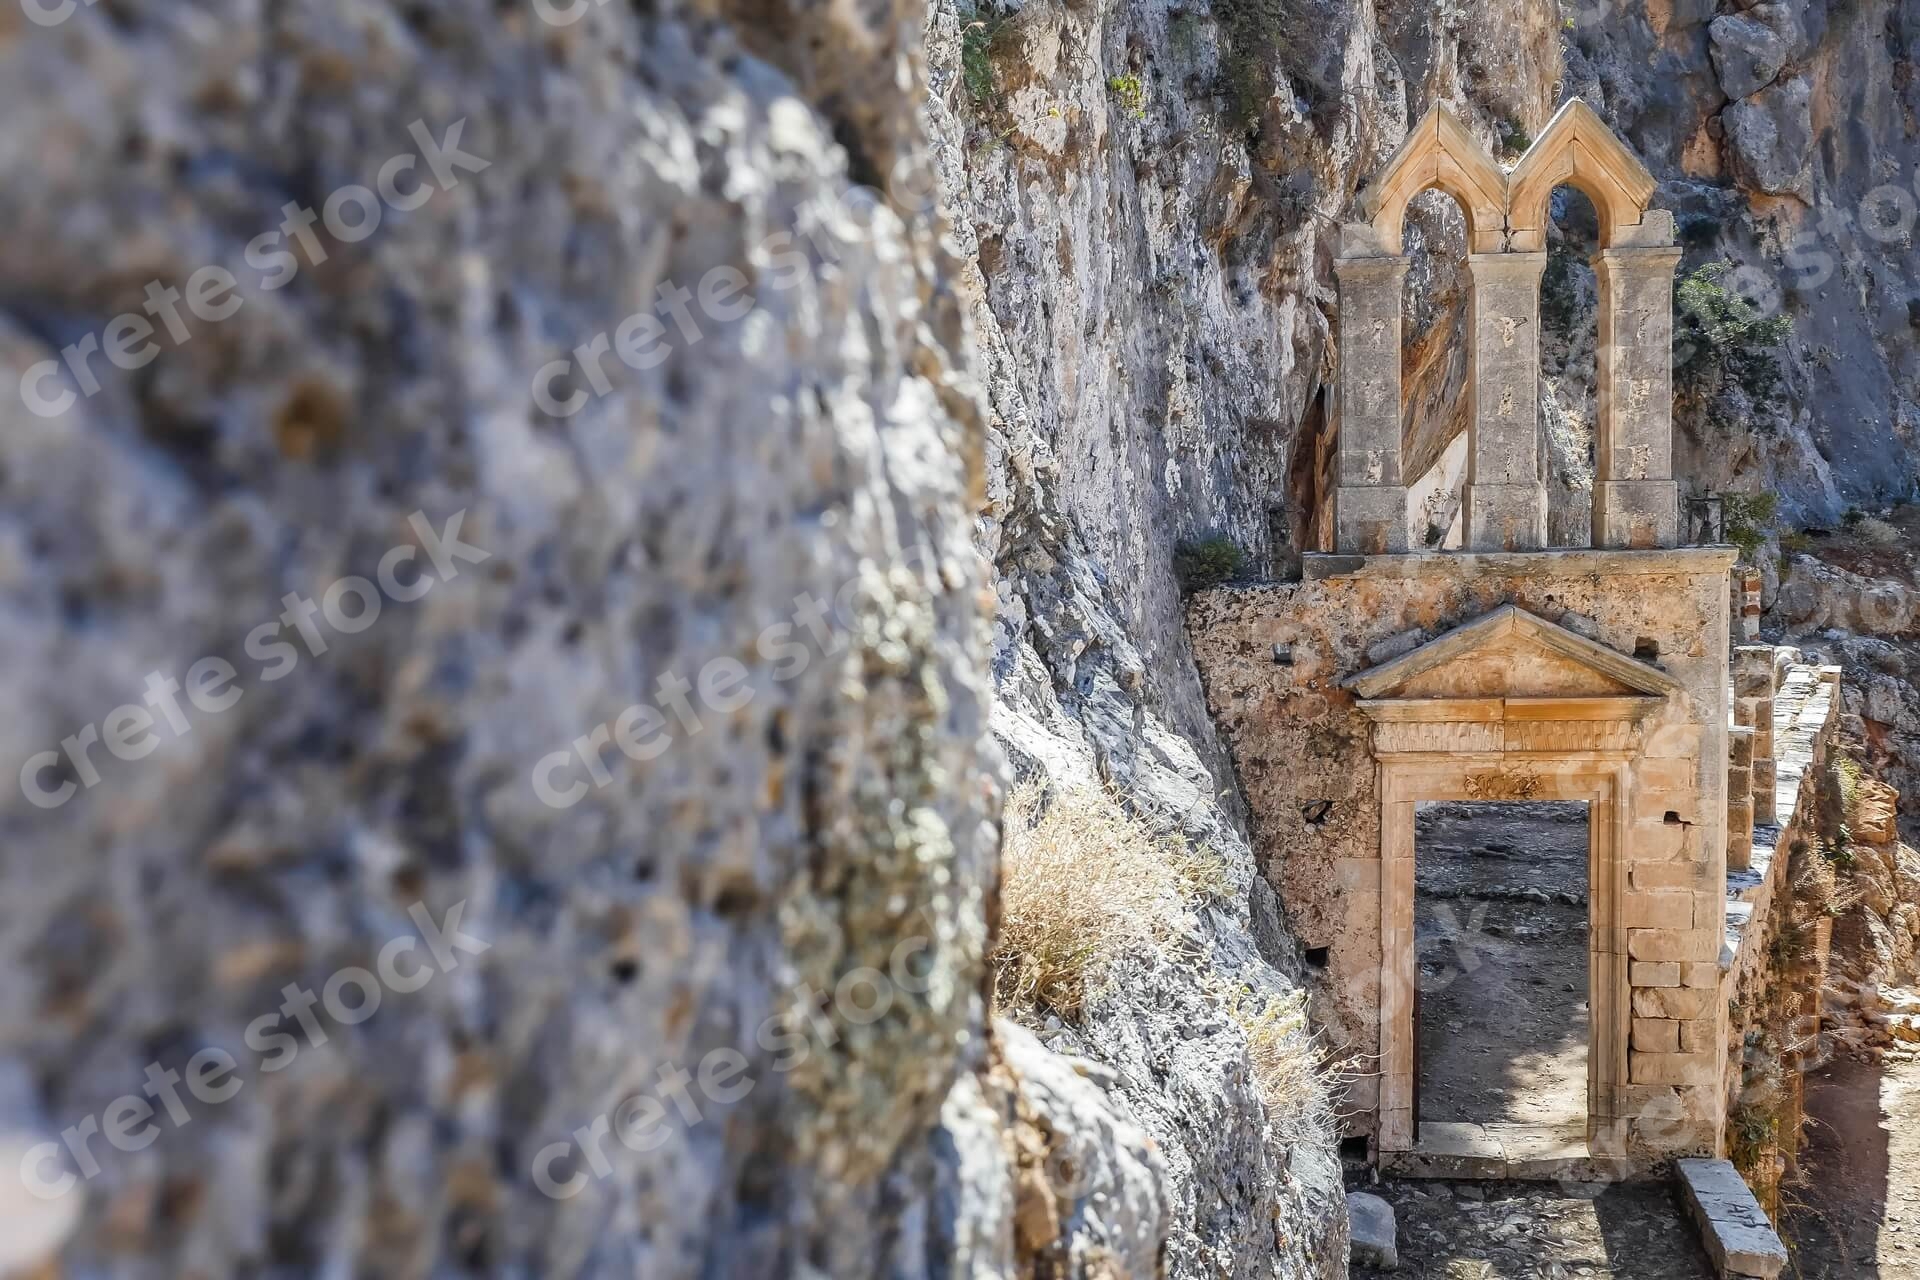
[[1676, 1158, 1788, 1279], [1302, 546, 1739, 581], [1593, 479, 1679, 551]]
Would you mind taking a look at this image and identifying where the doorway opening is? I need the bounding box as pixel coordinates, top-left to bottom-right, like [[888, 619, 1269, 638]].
[[1414, 800, 1591, 1140]]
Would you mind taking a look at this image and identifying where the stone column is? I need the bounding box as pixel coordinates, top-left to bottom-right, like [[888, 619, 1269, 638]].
[[1593, 244, 1683, 549], [1334, 253, 1411, 555], [1738, 570, 1763, 640], [1727, 725, 1756, 872], [1734, 646, 1780, 827], [1463, 251, 1548, 551]]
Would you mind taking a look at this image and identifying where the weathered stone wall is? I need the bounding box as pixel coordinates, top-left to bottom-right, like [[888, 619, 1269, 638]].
[[1719, 653, 1841, 1213], [1188, 548, 1736, 1156]]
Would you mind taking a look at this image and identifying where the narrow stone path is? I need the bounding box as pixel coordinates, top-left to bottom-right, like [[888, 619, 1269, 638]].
[[1349, 1178, 1715, 1279], [1782, 1039, 1920, 1277], [1416, 801, 1590, 1133]]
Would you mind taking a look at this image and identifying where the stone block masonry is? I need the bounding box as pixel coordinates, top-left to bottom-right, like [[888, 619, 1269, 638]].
[[1188, 546, 1737, 1164]]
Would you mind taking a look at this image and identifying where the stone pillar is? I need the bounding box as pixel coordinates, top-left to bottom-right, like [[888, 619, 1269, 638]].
[[1735, 646, 1780, 826], [1738, 570, 1763, 640], [1334, 253, 1411, 555], [1593, 244, 1683, 549], [1727, 725, 1755, 872], [1463, 252, 1548, 551]]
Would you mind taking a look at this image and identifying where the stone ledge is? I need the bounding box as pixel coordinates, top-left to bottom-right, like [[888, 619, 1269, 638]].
[[1676, 1158, 1787, 1279], [1379, 1122, 1638, 1182], [1304, 546, 1741, 581]]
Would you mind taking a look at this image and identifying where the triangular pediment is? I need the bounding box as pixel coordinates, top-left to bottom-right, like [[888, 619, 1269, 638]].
[[1344, 605, 1682, 701]]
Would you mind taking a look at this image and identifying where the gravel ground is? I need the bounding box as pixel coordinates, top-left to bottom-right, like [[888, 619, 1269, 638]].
[[1349, 1177, 1715, 1279], [1416, 802, 1591, 1131]]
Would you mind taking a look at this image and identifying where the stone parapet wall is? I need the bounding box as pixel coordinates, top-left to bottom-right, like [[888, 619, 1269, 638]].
[[1720, 656, 1842, 1212]]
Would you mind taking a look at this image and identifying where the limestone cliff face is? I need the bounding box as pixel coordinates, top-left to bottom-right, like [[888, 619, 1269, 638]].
[[1565, 0, 1920, 520], [920, 0, 1559, 1272]]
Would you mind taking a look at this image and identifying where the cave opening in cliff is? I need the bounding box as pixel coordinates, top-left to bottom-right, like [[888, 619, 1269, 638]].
[[1414, 800, 1591, 1141]]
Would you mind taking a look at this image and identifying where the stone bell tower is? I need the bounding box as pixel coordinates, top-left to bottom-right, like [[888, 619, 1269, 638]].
[[1189, 102, 1753, 1176], [1331, 100, 1682, 554]]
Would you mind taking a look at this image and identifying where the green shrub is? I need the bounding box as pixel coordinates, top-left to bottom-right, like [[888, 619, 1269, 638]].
[[1500, 120, 1532, 156], [1175, 534, 1249, 593], [960, 8, 1008, 105], [1723, 491, 1779, 562], [1674, 262, 1793, 419]]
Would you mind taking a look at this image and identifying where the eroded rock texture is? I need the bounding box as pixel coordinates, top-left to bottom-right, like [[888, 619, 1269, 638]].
[[0, 2, 1008, 1274]]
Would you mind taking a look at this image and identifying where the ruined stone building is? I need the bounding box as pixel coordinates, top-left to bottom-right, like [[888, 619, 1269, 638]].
[[1190, 103, 1837, 1183]]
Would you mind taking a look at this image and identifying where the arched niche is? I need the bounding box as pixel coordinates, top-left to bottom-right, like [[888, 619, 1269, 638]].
[[1507, 100, 1661, 251], [1360, 105, 1509, 256]]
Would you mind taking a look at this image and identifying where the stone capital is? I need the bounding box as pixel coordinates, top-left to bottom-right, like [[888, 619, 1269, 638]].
[[1338, 221, 1391, 257], [1466, 250, 1548, 284], [1593, 244, 1684, 277], [1335, 253, 1411, 285], [1609, 209, 1677, 248]]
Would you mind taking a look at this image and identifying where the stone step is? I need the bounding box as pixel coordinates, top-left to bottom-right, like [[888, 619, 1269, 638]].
[[1675, 1158, 1787, 1279], [1378, 1122, 1634, 1182]]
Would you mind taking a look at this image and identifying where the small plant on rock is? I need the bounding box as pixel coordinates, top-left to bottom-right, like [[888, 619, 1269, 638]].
[[1857, 515, 1901, 546], [1722, 491, 1779, 563], [1174, 534, 1249, 594], [1230, 986, 1342, 1150], [1107, 74, 1148, 120], [960, 7, 1008, 106], [994, 782, 1199, 1021]]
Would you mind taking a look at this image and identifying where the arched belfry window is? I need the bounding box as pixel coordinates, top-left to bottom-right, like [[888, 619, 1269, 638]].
[[1330, 101, 1684, 557]]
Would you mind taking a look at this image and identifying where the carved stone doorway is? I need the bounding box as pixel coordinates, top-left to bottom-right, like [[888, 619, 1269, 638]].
[[1348, 605, 1684, 1171]]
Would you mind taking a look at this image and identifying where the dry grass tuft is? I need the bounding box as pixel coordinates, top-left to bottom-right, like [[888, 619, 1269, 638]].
[[994, 782, 1198, 1020], [995, 781, 1342, 1157], [1231, 988, 1343, 1150], [1857, 516, 1902, 547]]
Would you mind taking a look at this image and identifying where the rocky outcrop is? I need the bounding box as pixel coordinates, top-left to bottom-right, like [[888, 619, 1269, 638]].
[[0, 0, 1014, 1274], [1566, 0, 1920, 520], [1709, 15, 1788, 101], [927, 7, 1349, 1265], [1767, 535, 1920, 848], [1723, 77, 1816, 200]]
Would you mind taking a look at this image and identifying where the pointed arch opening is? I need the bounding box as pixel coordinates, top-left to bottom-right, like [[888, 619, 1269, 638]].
[[1541, 185, 1603, 548], [1401, 189, 1474, 549]]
